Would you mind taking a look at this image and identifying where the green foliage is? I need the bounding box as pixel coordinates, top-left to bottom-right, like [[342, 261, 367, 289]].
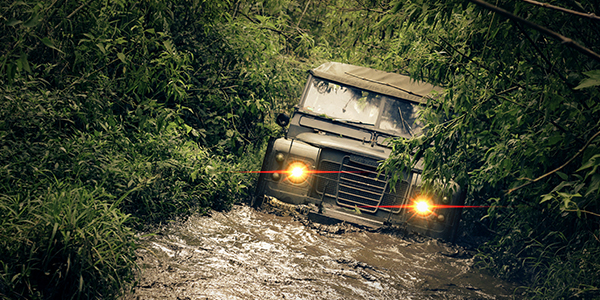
[[0, 0, 304, 154], [0, 185, 136, 300], [216, 4, 600, 297], [362, 0, 600, 297], [575, 70, 600, 90], [14, 0, 600, 298], [0, 0, 289, 298], [0, 68, 263, 297]]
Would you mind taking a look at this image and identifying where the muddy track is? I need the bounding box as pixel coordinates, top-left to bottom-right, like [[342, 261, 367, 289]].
[[123, 204, 522, 300]]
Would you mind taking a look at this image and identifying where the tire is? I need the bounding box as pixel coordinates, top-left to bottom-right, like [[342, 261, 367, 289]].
[[445, 184, 468, 242], [251, 137, 276, 208]]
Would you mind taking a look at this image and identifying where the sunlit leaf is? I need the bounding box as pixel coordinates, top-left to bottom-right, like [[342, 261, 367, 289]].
[[540, 193, 553, 204], [163, 40, 174, 54], [96, 43, 105, 54], [574, 78, 600, 90], [576, 154, 600, 172]]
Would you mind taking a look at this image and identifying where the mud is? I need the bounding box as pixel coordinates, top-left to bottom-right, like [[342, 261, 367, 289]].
[[123, 205, 522, 299]]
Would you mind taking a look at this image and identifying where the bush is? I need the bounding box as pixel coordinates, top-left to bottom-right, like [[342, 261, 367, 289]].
[[0, 185, 137, 300], [0, 0, 305, 298], [0, 77, 261, 298]]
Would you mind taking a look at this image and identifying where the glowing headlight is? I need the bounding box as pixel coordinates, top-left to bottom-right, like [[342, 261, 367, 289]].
[[413, 197, 433, 215], [286, 162, 309, 184]]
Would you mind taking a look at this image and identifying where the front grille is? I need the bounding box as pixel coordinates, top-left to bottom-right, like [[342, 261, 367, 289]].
[[381, 180, 410, 213], [336, 156, 387, 213], [314, 154, 415, 215], [315, 160, 340, 196]]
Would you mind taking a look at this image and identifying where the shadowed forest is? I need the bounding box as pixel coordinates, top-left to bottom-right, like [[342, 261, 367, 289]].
[[1, 0, 599, 299]]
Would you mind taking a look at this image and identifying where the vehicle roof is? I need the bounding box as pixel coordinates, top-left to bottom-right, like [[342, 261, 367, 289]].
[[310, 62, 442, 103]]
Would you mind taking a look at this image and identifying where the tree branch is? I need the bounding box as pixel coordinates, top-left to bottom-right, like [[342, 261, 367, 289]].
[[435, 35, 586, 145], [53, 0, 93, 30], [521, 0, 600, 21], [238, 12, 297, 45], [563, 209, 600, 218], [507, 129, 600, 194], [296, 0, 311, 28], [512, 20, 559, 80], [344, 71, 431, 99], [66, 0, 92, 19], [469, 0, 600, 63]]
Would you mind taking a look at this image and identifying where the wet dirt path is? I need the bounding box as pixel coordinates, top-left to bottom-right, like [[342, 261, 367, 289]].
[[123, 205, 521, 299]]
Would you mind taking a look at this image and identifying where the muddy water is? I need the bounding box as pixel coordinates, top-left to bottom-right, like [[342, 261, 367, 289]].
[[124, 205, 520, 300]]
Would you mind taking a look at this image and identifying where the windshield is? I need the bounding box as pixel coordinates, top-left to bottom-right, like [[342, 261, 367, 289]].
[[301, 77, 424, 137], [302, 77, 380, 125]]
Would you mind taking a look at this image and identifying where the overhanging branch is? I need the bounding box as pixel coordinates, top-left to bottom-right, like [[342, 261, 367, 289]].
[[522, 0, 600, 21], [507, 129, 600, 194], [469, 0, 600, 63]]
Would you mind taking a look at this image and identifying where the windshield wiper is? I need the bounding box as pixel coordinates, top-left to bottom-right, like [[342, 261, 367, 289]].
[[333, 118, 375, 126], [398, 107, 414, 137]]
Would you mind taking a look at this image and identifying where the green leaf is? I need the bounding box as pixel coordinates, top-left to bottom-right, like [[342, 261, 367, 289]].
[[7, 19, 22, 26], [556, 171, 568, 181], [547, 135, 562, 146], [540, 193, 553, 204], [40, 37, 64, 54], [574, 70, 600, 90], [583, 69, 600, 78], [117, 52, 126, 63], [577, 154, 600, 172], [585, 174, 600, 197], [96, 43, 106, 55], [574, 78, 600, 90], [183, 124, 192, 134], [19, 52, 31, 73], [7, 63, 15, 82], [22, 12, 39, 28], [163, 40, 174, 54]]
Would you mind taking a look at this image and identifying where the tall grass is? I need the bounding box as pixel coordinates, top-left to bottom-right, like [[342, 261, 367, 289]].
[[474, 203, 600, 299], [0, 185, 136, 299], [0, 0, 297, 297], [0, 78, 260, 299]]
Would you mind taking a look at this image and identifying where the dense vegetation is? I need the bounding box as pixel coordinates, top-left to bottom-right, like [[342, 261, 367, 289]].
[[376, 1, 600, 298], [0, 0, 299, 298], [1, 0, 598, 299]]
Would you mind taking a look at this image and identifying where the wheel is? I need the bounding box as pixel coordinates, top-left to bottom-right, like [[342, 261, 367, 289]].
[[444, 184, 468, 242], [251, 137, 276, 208]]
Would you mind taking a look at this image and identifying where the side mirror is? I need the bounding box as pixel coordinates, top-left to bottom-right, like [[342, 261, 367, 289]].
[[275, 113, 290, 128]]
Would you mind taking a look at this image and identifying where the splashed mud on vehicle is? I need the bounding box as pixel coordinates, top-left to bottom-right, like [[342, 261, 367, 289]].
[[124, 205, 521, 300]]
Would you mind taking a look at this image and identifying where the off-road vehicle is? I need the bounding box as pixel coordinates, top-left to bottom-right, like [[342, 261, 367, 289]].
[[253, 62, 465, 241]]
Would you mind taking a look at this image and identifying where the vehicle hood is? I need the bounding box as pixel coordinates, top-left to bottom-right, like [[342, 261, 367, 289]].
[[295, 132, 391, 161]]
